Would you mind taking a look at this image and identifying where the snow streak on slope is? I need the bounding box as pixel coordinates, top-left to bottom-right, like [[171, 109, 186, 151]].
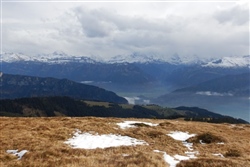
[[117, 121, 158, 129], [154, 131, 198, 167], [167, 131, 196, 141]]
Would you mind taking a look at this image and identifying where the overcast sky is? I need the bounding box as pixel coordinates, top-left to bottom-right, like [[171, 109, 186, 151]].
[[1, 0, 249, 60]]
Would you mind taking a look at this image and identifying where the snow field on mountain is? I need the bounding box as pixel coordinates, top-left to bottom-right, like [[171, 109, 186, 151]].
[[202, 55, 250, 68]]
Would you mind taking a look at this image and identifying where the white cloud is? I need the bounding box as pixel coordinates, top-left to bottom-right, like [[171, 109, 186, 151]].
[[2, 2, 249, 59], [196, 91, 233, 96], [124, 97, 140, 105], [214, 4, 249, 25]]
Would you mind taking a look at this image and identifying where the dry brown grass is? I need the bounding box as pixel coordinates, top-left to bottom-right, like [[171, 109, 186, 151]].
[[176, 158, 245, 167], [0, 117, 250, 167]]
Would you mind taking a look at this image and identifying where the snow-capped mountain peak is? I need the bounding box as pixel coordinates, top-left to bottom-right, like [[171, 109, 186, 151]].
[[1, 51, 204, 65], [169, 53, 182, 64], [1, 52, 34, 62], [1, 52, 98, 64], [202, 55, 250, 68], [107, 53, 166, 64]]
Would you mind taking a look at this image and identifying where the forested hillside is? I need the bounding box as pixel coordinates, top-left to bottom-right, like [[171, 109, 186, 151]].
[[0, 73, 127, 104], [0, 96, 247, 124]]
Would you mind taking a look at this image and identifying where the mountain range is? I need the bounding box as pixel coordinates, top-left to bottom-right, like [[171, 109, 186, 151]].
[[1, 51, 249, 68], [2, 52, 249, 88], [172, 72, 250, 97], [1, 51, 249, 121]]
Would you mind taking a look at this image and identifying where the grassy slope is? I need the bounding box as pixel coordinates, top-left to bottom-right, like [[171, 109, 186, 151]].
[[0, 117, 249, 167]]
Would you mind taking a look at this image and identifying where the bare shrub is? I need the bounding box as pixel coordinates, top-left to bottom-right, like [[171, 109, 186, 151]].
[[159, 121, 172, 126], [188, 132, 225, 144], [147, 131, 165, 138], [224, 149, 241, 157], [131, 123, 150, 127]]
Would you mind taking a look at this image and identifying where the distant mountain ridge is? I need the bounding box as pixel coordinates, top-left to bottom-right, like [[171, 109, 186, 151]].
[[1, 62, 155, 85], [0, 73, 127, 104], [2, 52, 249, 88], [173, 73, 250, 97], [2, 51, 248, 67]]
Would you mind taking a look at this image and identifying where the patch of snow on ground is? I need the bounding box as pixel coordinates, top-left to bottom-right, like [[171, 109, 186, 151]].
[[122, 154, 129, 157], [154, 150, 179, 167], [167, 131, 196, 151], [174, 154, 190, 161], [199, 140, 206, 144], [182, 141, 194, 150], [213, 153, 224, 158], [65, 130, 147, 149], [117, 121, 158, 129], [185, 151, 199, 158], [154, 150, 195, 167], [167, 131, 196, 141], [154, 149, 199, 167], [6, 150, 28, 160], [158, 131, 198, 166]]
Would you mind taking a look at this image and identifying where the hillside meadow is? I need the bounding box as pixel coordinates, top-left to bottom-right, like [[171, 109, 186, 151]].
[[0, 117, 250, 167]]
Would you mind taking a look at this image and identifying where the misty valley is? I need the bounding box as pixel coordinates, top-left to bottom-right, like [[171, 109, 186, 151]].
[[84, 80, 250, 122]]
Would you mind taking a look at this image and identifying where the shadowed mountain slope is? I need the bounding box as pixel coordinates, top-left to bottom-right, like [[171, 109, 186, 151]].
[[0, 73, 127, 104]]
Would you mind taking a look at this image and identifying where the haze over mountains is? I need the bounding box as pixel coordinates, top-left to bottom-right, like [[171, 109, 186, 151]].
[[172, 73, 250, 97]]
